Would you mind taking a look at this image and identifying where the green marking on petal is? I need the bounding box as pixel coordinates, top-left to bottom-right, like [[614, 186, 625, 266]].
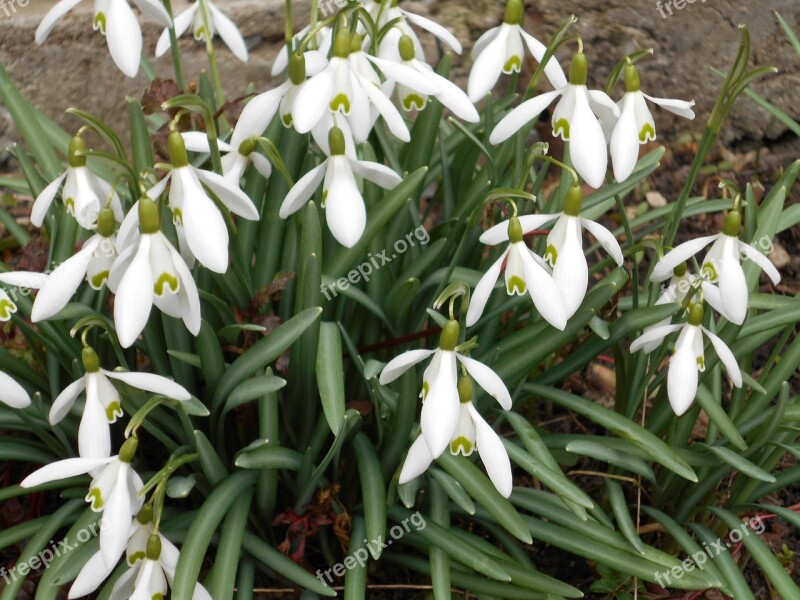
[[421, 381, 430, 399], [544, 244, 558, 266], [553, 118, 570, 140], [127, 551, 145, 566], [402, 94, 427, 111], [86, 488, 103, 510], [506, 275, 526, 295], [153, 594, 165, 600], [93, 12, 106, 33], [330, 93, 351, 114], [639, 123, 656, 143], [503, 55, 522, 74], [0, 299, 17, 321], [321, 190, 328, 207], [172, 208, 183, 226], [701, 261, 717, 282], [90, 270, 110, 290], [450, 437, 473, 456], [106, 401, 122, 422], [194, 26, 207, 41], [282, 113, 293, 126], [696, 356, 705, 371], [65, 197, 75, 214], [154, 273, 179, 297]]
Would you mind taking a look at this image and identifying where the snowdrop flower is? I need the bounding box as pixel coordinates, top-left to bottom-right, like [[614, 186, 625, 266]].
[[108, 197, 201, 348], [467, 215, 567, 330], [369, 36, 479, 122], [631, 303, 742, 416], [491, 52, 620, 188], [379, 320, 512, 460], [279, 127, 402, 247], [480, 185, 623, 319], [608, 63, 695, 182], [31, 136, 124, 230], [0, 371, 30, 409], [36, 0, 172, 77], [152, 132, 259, 273], [400, 375, 513, 497], [651, 210, 781, 325], [156, 0, 248, 62], [293, 28, 418, 143], [21, 437, 144, 565], [468, 0, 567, 102], [49, 346, 190, 459], [182, 132, 272, 185], [271, 24, 333, 77]]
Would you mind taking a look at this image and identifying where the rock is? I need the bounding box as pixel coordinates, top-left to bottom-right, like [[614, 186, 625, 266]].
[[768, 242, 790, 269], [646, 191, 668, 207]]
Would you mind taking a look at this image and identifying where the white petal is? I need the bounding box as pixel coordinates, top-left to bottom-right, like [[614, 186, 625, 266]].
[[550, 216, 587, 318], [69, 549, 116, 598], [519, 29, 567, 90], [0, 271, 47, 289], [587, 89, 621, 119], [716, 258, 748, 326], [30, 171, 67, 227], [421, 351, 459, 457], [49, 377, 87, 423], [642, 93, 696, 119], [465, 249, 508, 327], [20, 457, 113, 488], [402, 9, 462, 53], [350, 159, 402, 189], [518, 244, 568, 330], [166, 239, 202, 335], [32, 237, 101, 322], [431, 70, 480, 122], [737, 240, 781, 285], [468, 404, 513, 498], [489, 88, 563, 144], [568, 90, 608, 189], [630, 323, 682, 353], [581, 218, 623, 266], [103, 370, 191, 400], [456, 354, 512, 410], [651, 235, 719, 281], [357, 72, 411, 142], [114, 236, 154, 348], [0, 371, 31, 409], [479, 213, 557, 246], [35, 0, 84, 43], [106, 0, 142, 78], [366, 56, 441, 96], [468, 27, 509, 102], [249, 153, 273, 179], [379, 349, 435, 384], [208, 3, 248, 62], [131, 0, 172, 25], [609, 93, 640, 182], [233, 82, 290, 145], [195, 168, 259, 219], [173, 169, 229, 274], [293, 65, 335, 134], [701, 327, 742, 387], [667, 326, 699, 416], [101, 464, 133, 565], [398, 435, 435, 484], [181, 132, 213, 153], [471, 27, 500, 59], [79, 376, 111, 459], [700, 281, 725, 317], [280, 162, 327, 218], [325, 160, 366, 247], [155, 5, 197, 56]]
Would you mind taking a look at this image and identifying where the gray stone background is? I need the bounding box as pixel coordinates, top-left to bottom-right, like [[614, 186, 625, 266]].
[[0, 0, 798, 165]]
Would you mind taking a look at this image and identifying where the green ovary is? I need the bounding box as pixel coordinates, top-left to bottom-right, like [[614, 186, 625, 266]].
[[639, 123, 656, 142], [86, 488, 103, 510], [154, 273, 179, 296], [330, 93, 351, 113], [506, 275, 526, 295], [553, 119, 570, 139], [106, 401, 122, 422], [0, 299, 16, 320], [450, 436, 473, 456], [403, 94, 426, 111], [91, 271, 109, 289], [544, 245, 558, 266], [503, 55, 522, 73]]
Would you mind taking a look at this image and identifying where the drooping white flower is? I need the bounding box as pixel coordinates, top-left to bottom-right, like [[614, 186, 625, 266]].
[[36, 0, 171, 77], [467, 215, 567, 330], [21, 437, 144, 566], [369, 35, 479, 122], [480, 185, 624, 319], [490, 52, 620, 188], [468, 0, 566, 102], [31, 136, 124, 230], [149, 132, 259, 273], [379, 320, 512, 460], [271, 24, 333, 77], [631, 303, 742, 416], [651, 210, 781, 325], [0, 371, 31, 409], [292, 28, 417, 143], [156, 0, 248, 62], [279, 126, 402, 247], [399, 375, 513, 497], [607, 63, 695, 182], [108, 197, 201, 348], [49, 346, 190, 460]]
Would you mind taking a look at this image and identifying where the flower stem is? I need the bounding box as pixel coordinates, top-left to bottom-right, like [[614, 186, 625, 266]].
[[199, 0, 226, 113], [162, 0, 186, 90]]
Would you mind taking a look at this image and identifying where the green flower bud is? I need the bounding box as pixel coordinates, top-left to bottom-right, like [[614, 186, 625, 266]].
[[504, 0, 524, 25], [351, 32, 363, 54], [439, 319, 460, 351], [97, 206, 116, 238], [457, 376, 473, 404], [569, 52, 588, 86], [81, 346, 101, 373], [624, 64, 640, 93], [138, 196, 161, 235], [238, 137, 257, 157], [119, 437, 139, 463], [722, 210, 741, 237], [673, 261, 688, 277], [289, 52, 306, 85], [332, 28, 351, 58], [136, 506, 154, 525], [145, 534, 162, 560], [688, 303, 704, 326], [564, 184, 583, 216], [167, 131, 189, 168], [328, 126, 347, 156], [508, 216, 524, 244], [399, 35, 416, 62], [69, 136, 87, 168]]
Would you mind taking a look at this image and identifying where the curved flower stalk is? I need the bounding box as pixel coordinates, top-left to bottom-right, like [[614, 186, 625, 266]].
[[467, 214, 567, 330], [651, 209, 781, 325], [0, 371, 31, 409], [108, 197, 201, 348], [36, 0, 172, 77], [607, 63, 695, 182], [369, 36, 479, 122], [21, 437, 144, 566], [156, 0, 248, 62], [279, 127, 402, 247], [148, 132, 259, 273], [49, 346, 191, 460], [490, 52, 619, 188], [379, 320, 512, 463], [31, 136, 124, 230], [292, 28, 424, 143], [468, 0, 567, 102], [271, 24, 333, 77], [400, 374, 513, 497], [480, 184, 624, 319], [630, 303, 742, 416]]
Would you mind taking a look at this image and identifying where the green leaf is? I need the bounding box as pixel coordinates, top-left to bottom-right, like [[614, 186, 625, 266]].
[[565, 440, 656, 482], [235, 443, 304, 470], [605, 479, 646, 554], [353, 433, 387, 560], [317, 322, 346, 434], [206, 489, 253, 600], [699, 443, 776, 482]]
